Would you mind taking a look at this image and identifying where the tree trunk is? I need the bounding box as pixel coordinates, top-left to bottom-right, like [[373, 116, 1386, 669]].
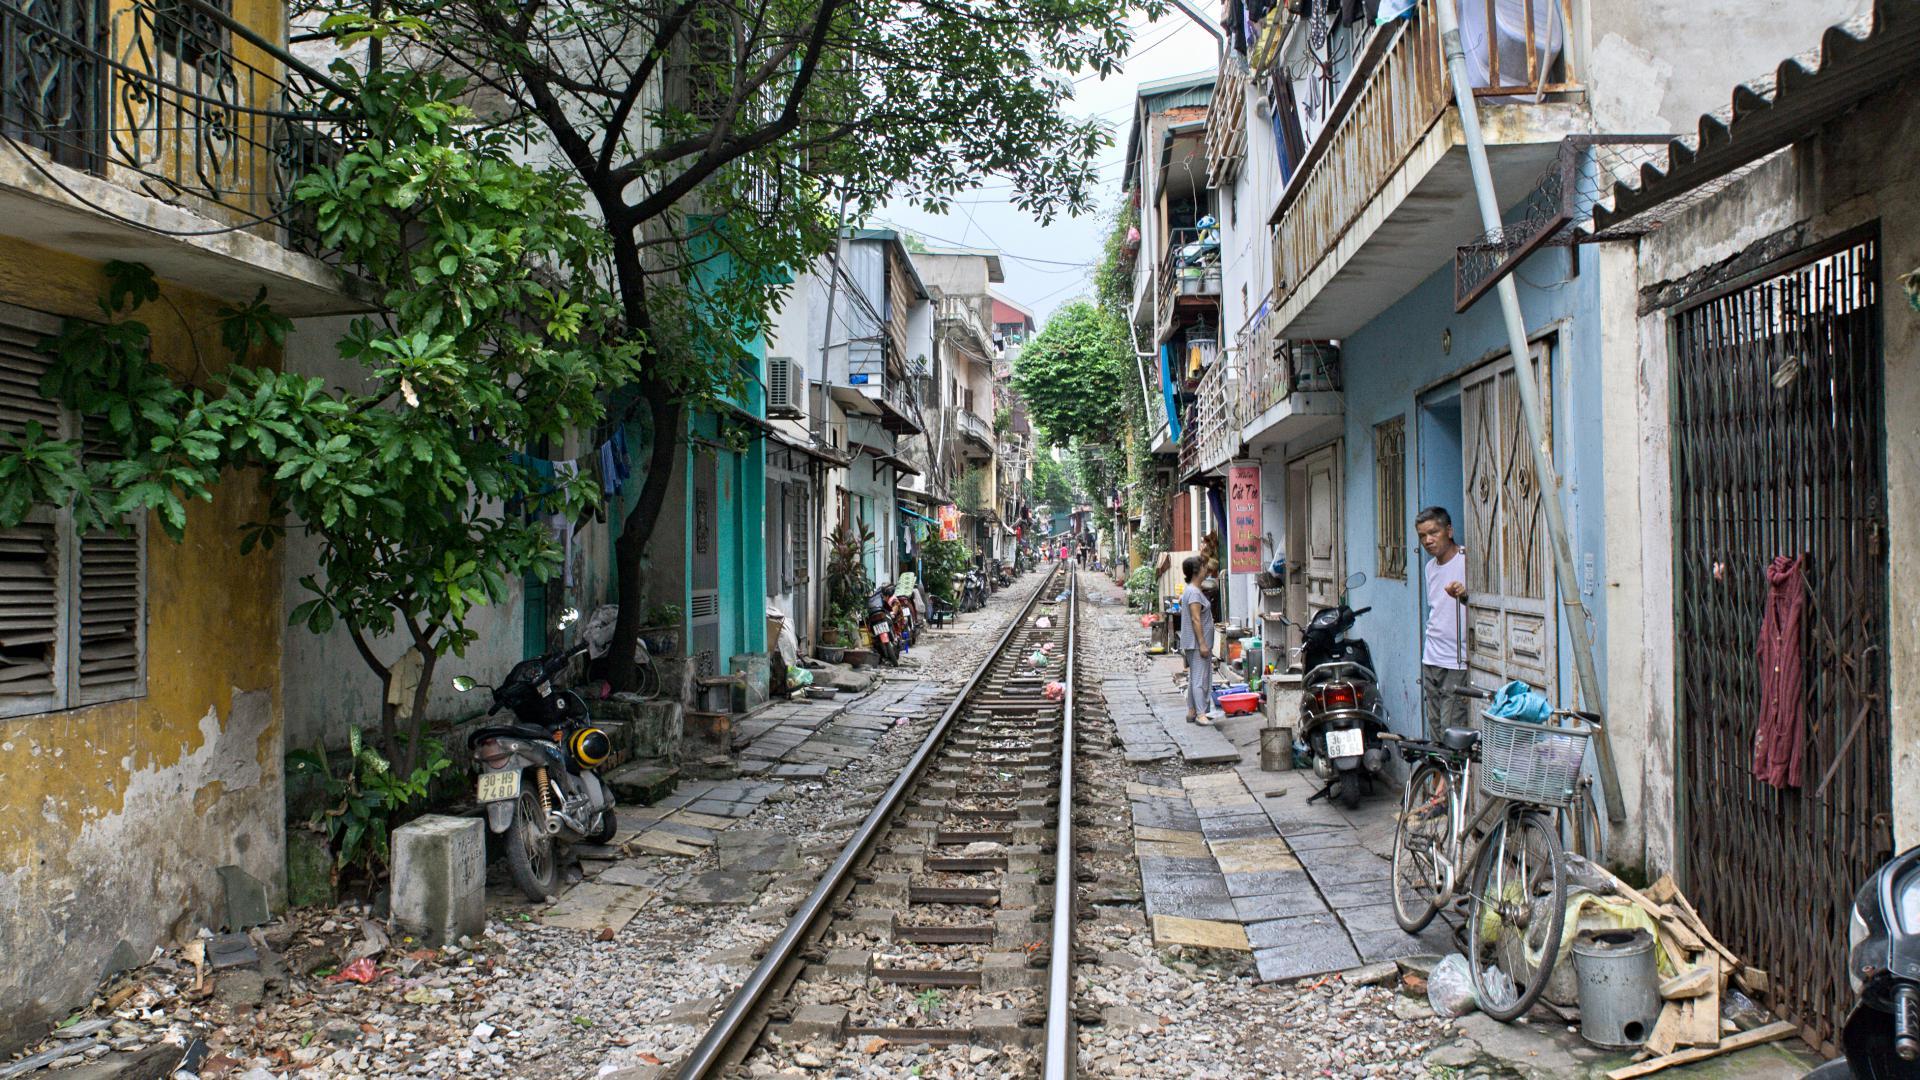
[[400, 648, 437, 775], [606, 389, 683, 690]]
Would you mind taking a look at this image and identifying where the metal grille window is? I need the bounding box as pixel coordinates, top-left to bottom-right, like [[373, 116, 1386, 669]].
[[0, 302, 146, 717], [1374, 415, 1406, 579], [1669, 229, 1888, 1054]]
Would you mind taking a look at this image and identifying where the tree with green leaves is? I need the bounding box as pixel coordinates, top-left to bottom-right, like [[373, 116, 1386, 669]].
[[1029, 452, 1074, 509], [306, 0, 1159, 687], [1011, 299, 1134, 448], [0, 69, 631, 771]]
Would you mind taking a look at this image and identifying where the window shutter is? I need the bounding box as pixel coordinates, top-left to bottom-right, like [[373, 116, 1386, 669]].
[[73, 523, 144, 700], [764, 479, 784, 591], [0, 521, 63, 711], [788, 484, 808, 585], [0, 303, 62, 443]]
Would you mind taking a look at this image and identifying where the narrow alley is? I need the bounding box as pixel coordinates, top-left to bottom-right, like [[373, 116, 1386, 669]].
[[1, 0, 1916, 1078]]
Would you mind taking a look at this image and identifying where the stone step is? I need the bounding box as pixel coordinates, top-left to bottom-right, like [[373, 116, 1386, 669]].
[[604, 761, 679, 805]]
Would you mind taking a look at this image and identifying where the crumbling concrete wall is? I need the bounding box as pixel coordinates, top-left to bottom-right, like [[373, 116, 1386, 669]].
[[0, 237, 286, 1056]]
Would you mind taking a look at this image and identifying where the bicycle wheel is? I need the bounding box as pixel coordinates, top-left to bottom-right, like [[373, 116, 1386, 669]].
[[1390, 759, 1451, 933], [1464, 809, 1566, 1022], [634, 658, 661, 700]]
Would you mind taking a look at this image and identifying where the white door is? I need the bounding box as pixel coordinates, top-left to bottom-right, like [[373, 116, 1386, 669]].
[[1459, 341, 1555, 695], [1284, 442, 1343, 665]]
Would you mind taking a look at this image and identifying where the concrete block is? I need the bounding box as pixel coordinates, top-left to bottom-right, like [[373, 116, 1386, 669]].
[[605, 762, 679, 805], [727, 653, 770, 712], [390, 815, 486, 946], [628, 701, 684, 761], [285, 827, 335, 909]]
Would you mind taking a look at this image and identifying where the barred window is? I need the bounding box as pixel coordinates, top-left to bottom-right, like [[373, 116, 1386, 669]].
[[1374, 415, 1406, 580]]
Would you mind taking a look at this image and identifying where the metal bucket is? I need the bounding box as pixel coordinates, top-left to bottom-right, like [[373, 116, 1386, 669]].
[[1571, 928, 1661, 1049], [1260, 726, 1294, 771]]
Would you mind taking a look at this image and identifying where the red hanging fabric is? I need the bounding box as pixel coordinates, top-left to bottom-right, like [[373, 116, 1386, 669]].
[[1752, 554, 1808, 789]]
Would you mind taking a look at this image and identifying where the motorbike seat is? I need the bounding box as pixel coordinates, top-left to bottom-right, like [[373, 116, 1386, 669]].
[[1441, 727, 1480, 753], [467, 722, 553, 748]]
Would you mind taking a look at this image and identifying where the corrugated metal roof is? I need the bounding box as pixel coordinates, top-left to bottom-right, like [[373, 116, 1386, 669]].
[[1594, 0, 1919, 234]]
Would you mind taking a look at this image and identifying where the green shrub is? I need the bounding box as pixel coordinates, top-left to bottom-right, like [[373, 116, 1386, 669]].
[[1125, 564, 1158, 613]]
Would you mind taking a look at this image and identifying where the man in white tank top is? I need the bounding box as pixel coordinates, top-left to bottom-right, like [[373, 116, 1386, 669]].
[[1417, 506, 1469, 739]]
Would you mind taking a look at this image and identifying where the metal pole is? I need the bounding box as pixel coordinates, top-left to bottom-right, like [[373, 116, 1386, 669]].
[[1431, 0, 1623, 825]]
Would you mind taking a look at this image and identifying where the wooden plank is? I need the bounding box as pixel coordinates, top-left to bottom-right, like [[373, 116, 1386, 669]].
[[1644, 1001, 1685, 1058], [1658, 966, 1713, 1001], [1603, 1021, 1798, 1079], [1681, 954, 1723, 1048], [1644, 875, 1739, 969], [626, 832, 705, 857]]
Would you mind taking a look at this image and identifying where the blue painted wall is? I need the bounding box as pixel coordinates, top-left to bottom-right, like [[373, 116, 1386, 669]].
[[1336, 243, 1609, 737]]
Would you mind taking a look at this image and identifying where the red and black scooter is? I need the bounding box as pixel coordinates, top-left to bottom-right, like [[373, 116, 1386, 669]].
[[1291, 572, 1391, 809]]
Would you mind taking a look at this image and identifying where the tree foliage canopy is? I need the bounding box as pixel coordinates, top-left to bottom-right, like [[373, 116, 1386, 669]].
[[1029, 452, 1074, 509], [1010, 299, 1133, 448]]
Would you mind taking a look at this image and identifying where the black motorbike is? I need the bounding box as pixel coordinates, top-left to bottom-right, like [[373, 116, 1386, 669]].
[[1806, 844, 1920, 1078], [866, 583, 901, 666], [1293, 572, 1390, 809], [961, 569, 987, 613], [454, 618, 618, 901]]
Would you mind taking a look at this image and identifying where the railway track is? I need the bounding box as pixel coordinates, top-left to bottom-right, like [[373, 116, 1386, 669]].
[[674, 562, 1082, 1079]]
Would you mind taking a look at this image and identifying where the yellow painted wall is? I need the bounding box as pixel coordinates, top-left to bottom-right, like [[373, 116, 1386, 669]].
[[0, 235, 285, 1053]]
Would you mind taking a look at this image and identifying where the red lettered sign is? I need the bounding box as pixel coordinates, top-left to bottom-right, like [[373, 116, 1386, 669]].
[[1228, 464, 1262, 574]]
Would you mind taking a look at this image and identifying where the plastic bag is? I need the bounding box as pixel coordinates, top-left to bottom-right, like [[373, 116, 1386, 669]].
[[1489, 679, 1551, 724], [787, 665, 814, 688], [1428, 953, 1478, 1017]]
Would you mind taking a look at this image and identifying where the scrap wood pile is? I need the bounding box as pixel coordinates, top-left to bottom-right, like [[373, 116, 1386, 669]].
[[1590, 866, 1800, 1079]]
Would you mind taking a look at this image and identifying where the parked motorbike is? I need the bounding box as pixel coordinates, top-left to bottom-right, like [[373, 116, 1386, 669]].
[[453, 612, 618, 901], [1292, 572, 1391, 809], [866, 583, 901, 666], [1805, 844, 1920, 1079], [961, 569, 987, 613]]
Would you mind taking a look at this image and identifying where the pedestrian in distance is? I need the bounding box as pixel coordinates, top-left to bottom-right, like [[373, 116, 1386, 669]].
[[1416, 506, 1470, 739], [1179, 555, 1222, 726]]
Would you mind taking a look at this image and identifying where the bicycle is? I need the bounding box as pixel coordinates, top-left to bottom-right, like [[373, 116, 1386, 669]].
[[1385, 685, 1599, 1021]]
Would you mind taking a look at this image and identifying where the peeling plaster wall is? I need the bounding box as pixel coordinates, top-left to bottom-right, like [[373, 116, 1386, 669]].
[[1631, 81, 1920, 862], [0, 236, 285, 1055], [1582, 0, 1873, 133]]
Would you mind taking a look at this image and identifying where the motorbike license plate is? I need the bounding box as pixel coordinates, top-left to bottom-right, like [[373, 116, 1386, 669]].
[[476, 770, 522, 803], [1324, 728, 1365, 760]]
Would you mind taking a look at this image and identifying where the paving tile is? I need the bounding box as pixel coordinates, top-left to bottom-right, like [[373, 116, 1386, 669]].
[[1137, 855, 1224, 879], [1335, 902, 1409, 935], [1295, 845, 1394, 887], [1277, 826, 1361, 851], [1136, 838, 1213, 859], [1231, 889, 1328, 922], [1151, 914, 1251, 951], [540, 882, 651, 932], [1209, 837, 1301, 875], [1351, 923, 1455, 964], [1247, 912, 1364, 980], [1318, 878, 1401, 908], [1221, 868, 1314, 897], [1200, 817, 1281, 842], [1133, 826, 1207, 845]]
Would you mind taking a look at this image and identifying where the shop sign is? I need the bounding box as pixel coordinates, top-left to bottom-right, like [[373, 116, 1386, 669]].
[[1228, 463, 1261, 574]]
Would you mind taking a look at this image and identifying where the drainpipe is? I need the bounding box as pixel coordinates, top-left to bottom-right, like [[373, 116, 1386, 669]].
[[1433, 0, 1623, 827]]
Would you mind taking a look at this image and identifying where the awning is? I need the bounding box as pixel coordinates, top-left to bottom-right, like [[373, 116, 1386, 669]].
[[898, 505, 940, 526], [764, 423, 852, 468], [1592, 3, 1919, 236]]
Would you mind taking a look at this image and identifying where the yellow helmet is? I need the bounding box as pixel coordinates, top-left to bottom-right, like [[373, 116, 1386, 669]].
[[568, 727, 612, 768]]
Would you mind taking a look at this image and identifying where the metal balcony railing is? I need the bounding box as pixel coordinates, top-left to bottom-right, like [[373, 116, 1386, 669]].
[[1269, 0, 1577, 311], [1158, 226, 1221, 333], [1204, 61, 1247, 188], [1, 0, 350, 244]]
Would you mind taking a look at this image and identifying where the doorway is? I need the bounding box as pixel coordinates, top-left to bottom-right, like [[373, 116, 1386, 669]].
[[1284, 442, 1342, 665]]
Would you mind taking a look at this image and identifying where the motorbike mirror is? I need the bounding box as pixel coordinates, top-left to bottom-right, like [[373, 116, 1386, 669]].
[[1344, 572, 1368, 590], [557, 607, 581, 629], [452, 675, 477, 692]]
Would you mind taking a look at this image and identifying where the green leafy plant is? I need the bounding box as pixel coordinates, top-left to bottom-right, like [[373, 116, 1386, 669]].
[[1125, 565, 1157, 613], [912, 989, 944, 1021], [643, 603, 683, 627], [919, 532, 971, 606], [286, 727, 454, 881], [1011, 300, 1133, 449]]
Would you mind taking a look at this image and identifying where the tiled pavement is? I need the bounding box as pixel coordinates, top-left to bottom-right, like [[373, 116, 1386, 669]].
[[1095, 605, 1241, 766], [1112, 626, 1457, 983]]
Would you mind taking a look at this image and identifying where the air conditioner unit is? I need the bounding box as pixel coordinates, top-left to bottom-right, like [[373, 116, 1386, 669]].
[[766, 356, 804, 418]]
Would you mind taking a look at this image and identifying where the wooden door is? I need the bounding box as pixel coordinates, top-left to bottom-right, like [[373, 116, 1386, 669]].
[[1459, 341, 1554, 695]]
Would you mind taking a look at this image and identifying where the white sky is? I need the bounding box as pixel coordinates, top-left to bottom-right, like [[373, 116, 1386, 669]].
[[871, 10, 1220, 326]]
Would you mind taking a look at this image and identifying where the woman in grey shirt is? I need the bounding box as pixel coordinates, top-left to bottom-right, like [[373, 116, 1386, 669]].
[[1178, 556, 1217, 725]]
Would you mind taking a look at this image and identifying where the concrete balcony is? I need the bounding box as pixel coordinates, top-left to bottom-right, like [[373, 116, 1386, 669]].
[[1156, 227, 1221, 345], [951, 407, 996, 460], [0, 0, 362, 314], [1183, 322, 1345, 480], [1266, 0, 1584, 339], [936, 295, 997, 361]]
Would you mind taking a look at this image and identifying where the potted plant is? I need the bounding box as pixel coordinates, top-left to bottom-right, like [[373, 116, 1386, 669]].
[[639, 602, 682, 655]]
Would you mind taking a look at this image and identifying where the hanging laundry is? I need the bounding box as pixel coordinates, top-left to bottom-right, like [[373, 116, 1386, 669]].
[[610, 426, 632, 482], [599, 440, 620, 497], [1752, 554, 1808, 789]]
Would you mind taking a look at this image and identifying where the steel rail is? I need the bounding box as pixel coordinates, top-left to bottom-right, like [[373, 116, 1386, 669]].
[[675, 563, 1069, 1080], [1042, 565, 1078, 1079]]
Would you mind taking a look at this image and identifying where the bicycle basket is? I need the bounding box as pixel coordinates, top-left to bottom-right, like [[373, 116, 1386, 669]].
[[1476, 712, 1593, 807]]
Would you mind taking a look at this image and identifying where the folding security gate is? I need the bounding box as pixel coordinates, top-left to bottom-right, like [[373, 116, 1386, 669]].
[[1670, 229, 1891, 1054]]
